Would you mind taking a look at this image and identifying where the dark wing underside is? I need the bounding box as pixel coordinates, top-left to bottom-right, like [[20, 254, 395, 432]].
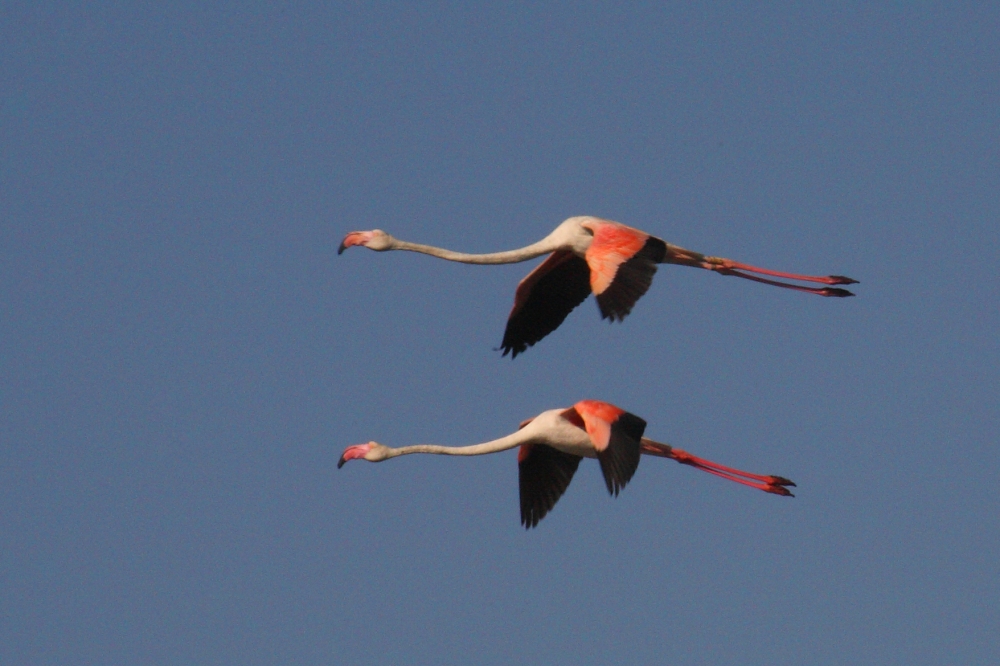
[[595, 411, 647, 496], [519, 444, 583, 528], [595, 237, 668, 321], [501, 251, 592, 358]]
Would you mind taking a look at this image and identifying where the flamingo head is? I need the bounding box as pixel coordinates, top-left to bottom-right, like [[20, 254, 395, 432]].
[[337, 441, 391, 468], [338, 230, 393, 254]]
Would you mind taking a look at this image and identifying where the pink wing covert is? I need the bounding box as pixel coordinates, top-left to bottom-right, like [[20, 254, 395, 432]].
[[584, 222, 648, 296], [568, 400, 647, 496], [583, 220, 668, 322]]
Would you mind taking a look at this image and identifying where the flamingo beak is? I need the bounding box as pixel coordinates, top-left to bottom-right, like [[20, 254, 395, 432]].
[[338, 231, 374, 255], [338, 443, 374, 468]]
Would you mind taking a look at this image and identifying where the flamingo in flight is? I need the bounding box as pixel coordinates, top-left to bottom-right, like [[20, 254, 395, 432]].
[[339, 216, 858, 358], [338, 399, 795, 528]]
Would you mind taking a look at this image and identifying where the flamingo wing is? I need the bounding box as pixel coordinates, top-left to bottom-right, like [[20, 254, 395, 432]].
[[518, 443, 583, 528], [571, 400, 647, 496], [500, 250, 592, 358], [586, 223, 668, 322]]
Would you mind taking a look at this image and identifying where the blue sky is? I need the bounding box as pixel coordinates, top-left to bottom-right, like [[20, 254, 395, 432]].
[[2, 3, 998, 664]]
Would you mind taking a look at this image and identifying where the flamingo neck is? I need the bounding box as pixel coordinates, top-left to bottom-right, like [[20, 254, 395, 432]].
[[384, 431, 530, 459], [387, 237, 558, 265]]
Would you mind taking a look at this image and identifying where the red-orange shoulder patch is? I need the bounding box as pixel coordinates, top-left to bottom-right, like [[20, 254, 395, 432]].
[[584, 221, 648, 295], [572, 399, 626, 451]]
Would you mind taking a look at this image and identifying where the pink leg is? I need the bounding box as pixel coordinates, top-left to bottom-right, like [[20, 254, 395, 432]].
[[722, 269, 855, 298], [641, 439, 795, 496], [671, 449, 796, 496], [706, 257, 858, 286], [663, 246, 858, 297]]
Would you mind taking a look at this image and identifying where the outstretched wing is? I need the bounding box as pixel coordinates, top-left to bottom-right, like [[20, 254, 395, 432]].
[[571, 399, 647, 496], [500, 250, 592, 358], [586, 222, 668, 322], [518, 443, 583, 528]]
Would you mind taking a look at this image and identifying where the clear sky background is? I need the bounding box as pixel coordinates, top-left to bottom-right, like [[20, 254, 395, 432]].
[[2, 3, 998, 664]]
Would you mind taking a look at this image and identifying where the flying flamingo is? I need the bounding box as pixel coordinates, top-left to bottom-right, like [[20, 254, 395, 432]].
[[339, 216, 857, 357], [338, 399, 795, 528]]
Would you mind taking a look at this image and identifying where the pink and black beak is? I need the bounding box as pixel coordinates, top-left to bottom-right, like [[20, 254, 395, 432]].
[[338, 231, 374, 255], [337, 443, 374, 468]]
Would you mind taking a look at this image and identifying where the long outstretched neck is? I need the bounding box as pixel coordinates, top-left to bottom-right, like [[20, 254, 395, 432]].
[[640, 438, 796, 496], [659, 242, 858, 297], [383, 430, 529, 459], [338, 428, 535, 467], [388, 236, 558, 265]]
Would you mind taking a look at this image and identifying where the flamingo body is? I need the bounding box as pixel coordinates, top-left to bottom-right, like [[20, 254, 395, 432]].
[[338, 399, 795, 528], [339, 216, 857, 358]]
